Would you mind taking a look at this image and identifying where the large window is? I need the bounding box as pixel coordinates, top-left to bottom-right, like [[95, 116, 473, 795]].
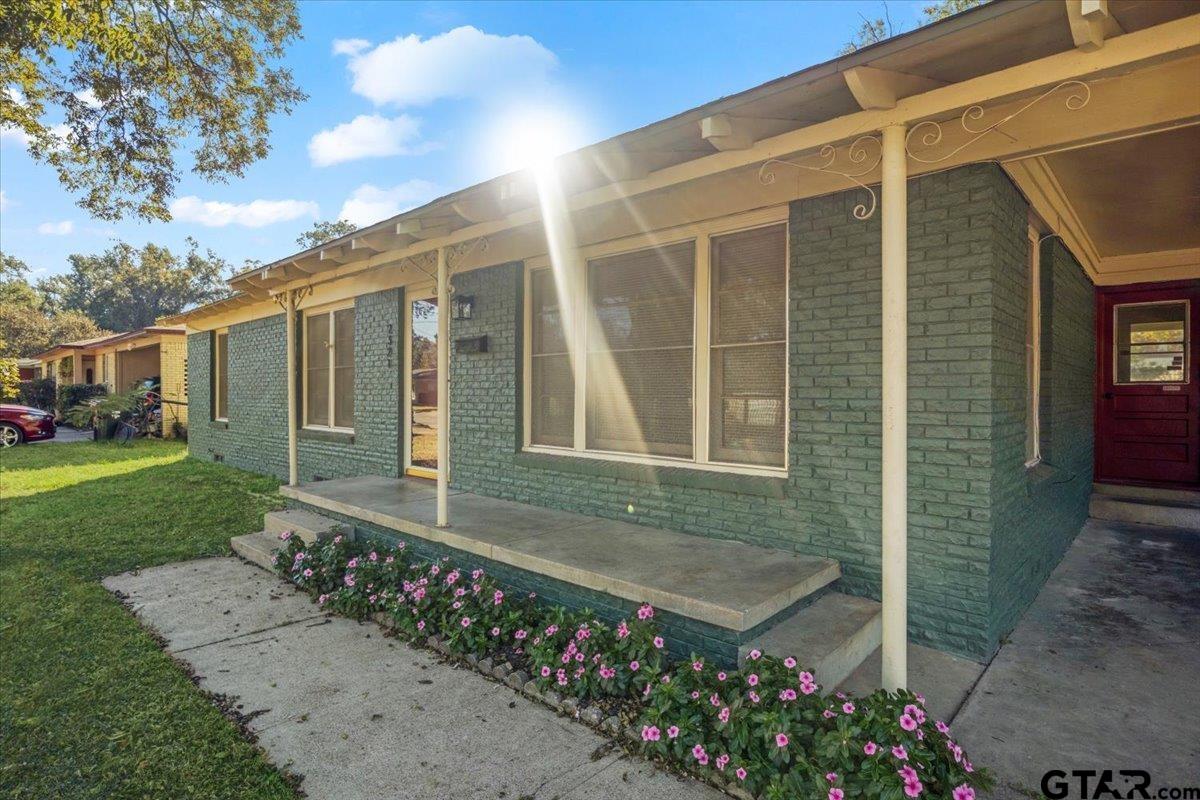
[[525, 213, 788, 474], [214, 329, 229, 421], [304, 303, 355, 430]]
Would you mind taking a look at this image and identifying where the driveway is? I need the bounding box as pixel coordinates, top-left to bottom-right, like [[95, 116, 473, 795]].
[[955, 519, 1199, 798], [104, 558, 722, 800], [30, 425, 92, 444]]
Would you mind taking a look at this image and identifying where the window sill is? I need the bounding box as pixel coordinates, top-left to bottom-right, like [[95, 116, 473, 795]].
[[299, 427, 355, 445], [515, 450, 788, 498], [211, 419, 229, 430]]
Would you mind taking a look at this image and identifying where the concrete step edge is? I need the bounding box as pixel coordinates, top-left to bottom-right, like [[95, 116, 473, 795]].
[[230, 530, 280, 573], [1089, 496, 1200, 529], [263, 509, 349, 544], [738, 593, 882, 689], [1092, 482, 1200, 505]]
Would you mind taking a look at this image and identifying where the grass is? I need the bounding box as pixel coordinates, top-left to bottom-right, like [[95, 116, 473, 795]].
[[0, 439, 297, 799]]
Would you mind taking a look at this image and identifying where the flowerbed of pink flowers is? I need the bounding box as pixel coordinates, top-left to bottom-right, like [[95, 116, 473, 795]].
[[274, 532, 992, 800]]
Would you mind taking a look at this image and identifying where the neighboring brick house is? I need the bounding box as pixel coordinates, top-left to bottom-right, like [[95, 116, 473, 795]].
[[34, 326, 190, 436], [164, 3, 1199, 680]]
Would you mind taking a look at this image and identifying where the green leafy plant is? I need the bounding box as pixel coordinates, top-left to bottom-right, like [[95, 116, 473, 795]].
[[63, 384, 142, 430], [16, 377, 56, 411]]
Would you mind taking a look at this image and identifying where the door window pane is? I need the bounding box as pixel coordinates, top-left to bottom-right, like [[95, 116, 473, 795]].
[[333, 308, 355, 428], [530, 269, 573, 446], [306, 313, 330, 426], [709, 225, 787, 466], [586, 241, 694, 457], [1115, 301, 1188, 384], [410, 299, 438, 470]]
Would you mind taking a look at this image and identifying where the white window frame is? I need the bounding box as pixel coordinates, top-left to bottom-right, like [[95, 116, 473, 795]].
[[1025, 225, 1042, 467], [213, 327, 230, 422], [522, 206, 789, 477], [302, 299, 355, 433]]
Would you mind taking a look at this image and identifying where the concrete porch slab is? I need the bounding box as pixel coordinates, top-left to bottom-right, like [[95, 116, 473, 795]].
[[283, 476, 840, 632], [106, 557, 724, 800], [837, 641, 985, 724]]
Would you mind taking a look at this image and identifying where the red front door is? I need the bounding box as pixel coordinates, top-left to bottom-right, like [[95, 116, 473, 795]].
[[1096, 282, 1200, 488]]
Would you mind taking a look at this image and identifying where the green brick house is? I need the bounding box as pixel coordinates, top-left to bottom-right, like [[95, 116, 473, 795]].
[[165, 3, 1200, 688]]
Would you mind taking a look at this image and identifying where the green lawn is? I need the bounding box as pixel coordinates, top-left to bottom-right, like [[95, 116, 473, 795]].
[[0, 440, 298, 799]]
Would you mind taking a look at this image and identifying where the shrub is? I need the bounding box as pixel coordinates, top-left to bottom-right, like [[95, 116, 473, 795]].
[[0, 358, 19, 401], [270, 533, 991, 799], [57, 382, 107, 415], [17, 378, 56, 411]]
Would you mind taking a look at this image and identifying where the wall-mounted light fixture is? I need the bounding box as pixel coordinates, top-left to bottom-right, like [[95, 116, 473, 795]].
[[451, 294, 475, 320]]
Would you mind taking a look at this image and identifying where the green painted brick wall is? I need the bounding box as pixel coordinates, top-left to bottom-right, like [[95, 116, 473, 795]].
[[187, 287, 405, 482], [449, 164, 1095, 660]]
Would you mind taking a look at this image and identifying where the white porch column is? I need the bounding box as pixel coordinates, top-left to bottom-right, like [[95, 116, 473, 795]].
[[436, 246, 450, 528], [285, 288, 299, 487], [880, 123, 908, 691]]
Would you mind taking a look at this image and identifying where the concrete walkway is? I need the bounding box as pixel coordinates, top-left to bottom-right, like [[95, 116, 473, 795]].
[[955, 519, 1199, 798], [104, 558, 723, 800]]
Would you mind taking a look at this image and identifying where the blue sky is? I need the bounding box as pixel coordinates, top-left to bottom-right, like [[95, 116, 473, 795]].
[[0, 0, 928, 281]]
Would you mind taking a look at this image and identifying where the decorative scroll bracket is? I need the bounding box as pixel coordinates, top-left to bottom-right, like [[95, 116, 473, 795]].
[[758, 135, 883, 220], [905, 80, 1092, 164]]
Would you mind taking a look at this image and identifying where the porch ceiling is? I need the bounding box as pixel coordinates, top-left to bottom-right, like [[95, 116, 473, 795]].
[[1045, 126, 1200, 259]]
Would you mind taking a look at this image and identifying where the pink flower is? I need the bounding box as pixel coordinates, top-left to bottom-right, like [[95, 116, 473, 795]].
[[303, 568, 313, 578], [826, 772, 838, 782], [709, 693, 721, 707], [830, 789, 845, 800], [317, 594, 329, 605], [952, 785, 975, 800], [964, 761, 975, 774], [800, 680, 817, 695], [368, 551, 378, 562], [843, 702, 856, 714], [696, 752, 709, 766], [864, 741, 878, 755], [799, 671, 815, 684], [717, 671, 727, 682], [748, 649, 762, 661], [784, 657, 797, 669], [515, 629, 527, 640], [490, 627, 500, 636], [460, 616, 471, 627], [935, 720, 950, 735], [692, 660, 704, 672], [416, 620, 425, 631], [775, 733, 789, 748], [892, 745, 909, 760], [904, 780, 924, 798], [368, 594, 377, 604], [715, 754, 729, 771], [640, 725, 661, 742], [692, 744, 706, 760], [748, 690, 761, 704], [637, 604, 654, 620], [346, 558, 358, 569], [779, 688, 797, 701], [629, 660, 640, 671], [666, 725, 680, 739], [279, 530, 292, 541], [429, 564, 440, 576], [493, 589, 504, 605], [735, 767, 747, 781], [653, 636, 664, 649], [899, 765, 919, 783], [747, 674, 759, 687], [545, 624, 558, 636], [617, 621, 630, 639], [899, 713, 918, 731], [344, 574, 356, 587], [332, 534, 342, 544], [540, 666, 551, 677], [690, 691, 700, 700], [718, 707, 730, 723], [823, 708, 837, 718]]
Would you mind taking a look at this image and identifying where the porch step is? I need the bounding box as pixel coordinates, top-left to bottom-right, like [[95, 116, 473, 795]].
[[1092, 482, 1200, 506], [1089, 494, 1200, 530], [230, 530, 282, 573], [738, 593, 881, 689], [264, 509, 350, 544]]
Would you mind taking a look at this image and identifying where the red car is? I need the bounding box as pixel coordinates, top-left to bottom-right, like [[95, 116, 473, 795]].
[[0, 404, 56, 447]]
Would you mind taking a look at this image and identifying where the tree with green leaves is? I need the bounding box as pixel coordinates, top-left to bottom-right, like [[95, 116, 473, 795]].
[[0, 253, 108, 358], [840, 0, 988, 54], [39, 239, 231, 331], [295, 219, 359, 251], [0, 0, 306, 221]]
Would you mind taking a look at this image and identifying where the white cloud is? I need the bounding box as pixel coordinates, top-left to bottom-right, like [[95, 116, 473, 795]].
[[337, 180, 440, 227], [0, 190, 9, 211], [1, 122, 71, 149], [170, 196, 319, 228], [308, 114, 436, 167], [37, 220, 74, 236], [340, 26, 557, 107], [74, 88, 102, 108], [332, 38, 371, 56]]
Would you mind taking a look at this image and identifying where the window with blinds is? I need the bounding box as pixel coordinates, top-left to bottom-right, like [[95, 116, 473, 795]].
[[214, 330, 229, 420], [526, 216, 788, 473], [710, 225, 787, 467], [305, 305, 355, 430], [587, 241, 695, 457], [530, 269, 574, 446]]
